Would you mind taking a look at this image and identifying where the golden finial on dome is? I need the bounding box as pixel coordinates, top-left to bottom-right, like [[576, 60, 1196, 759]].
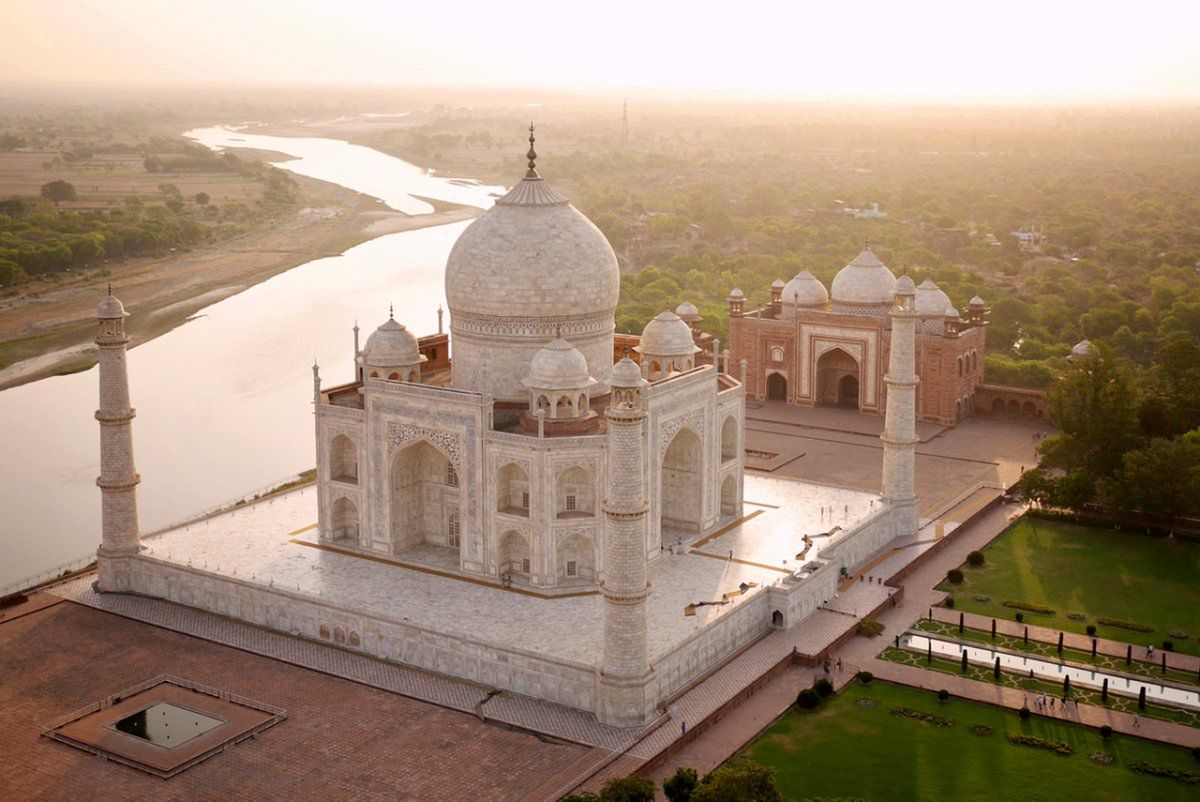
[[526, 122, 538, 178]]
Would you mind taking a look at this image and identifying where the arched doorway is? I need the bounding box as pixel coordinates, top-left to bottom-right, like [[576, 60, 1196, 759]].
[[1007, 400, 1020, 418], [390, 439, 457, 552], [661, 428, 703, 537], [837, 374, 859, 408], [330, 497, 359, 545], [720, 416, 738, 462], [771, 610, 784, 627], [499, 530, 530, 578], [816, 348, 861, 411], [767, 372, 787, 401], [720, 475, 738, 518], [991, 397, 1005, 415]]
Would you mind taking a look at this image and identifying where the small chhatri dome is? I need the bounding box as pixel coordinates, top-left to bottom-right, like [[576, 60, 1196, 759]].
[[943, 305, 960, 319], [610, 354, 645, 388], [363, 313, 421, 367], [524, 337, 596, 390], [771, 278, 786, 289], [969, 295, 986, 307], [97, 285, 126, 319], [674, 301, 701, 323], [782, 269, 829, 307], [727, 288, 744, 300], [914, 278, 951, 314], [636, 310, 700, 357], [895, 275, 917, 296], [831, 247, 898, 305]]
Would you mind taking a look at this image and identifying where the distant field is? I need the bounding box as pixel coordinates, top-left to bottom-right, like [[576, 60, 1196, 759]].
[[744, 681, 1199, 801], [939, 516, 1200, 656], [0, 151, 262, 210]]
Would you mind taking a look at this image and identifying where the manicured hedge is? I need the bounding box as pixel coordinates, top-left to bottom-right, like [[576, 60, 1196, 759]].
[[1007, 733, 1074, 755]]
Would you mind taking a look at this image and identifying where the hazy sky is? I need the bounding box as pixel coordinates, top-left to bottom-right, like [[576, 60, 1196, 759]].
[[3, 0, 1199, 102]]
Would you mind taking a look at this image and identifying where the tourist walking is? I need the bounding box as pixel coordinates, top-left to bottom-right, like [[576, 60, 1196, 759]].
[[1132, 715, 1140, 728]]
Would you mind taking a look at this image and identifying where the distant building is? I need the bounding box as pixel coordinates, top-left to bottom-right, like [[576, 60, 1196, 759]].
[[854, 203, 888, 219], [727, 247, 989, 425]]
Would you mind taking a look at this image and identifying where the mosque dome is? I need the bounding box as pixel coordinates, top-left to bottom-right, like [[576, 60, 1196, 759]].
[[914, 279, 951, 315], [97, 293, 126, 319], [611, 354, 646, 388], [969, 295, 986, 308], [674, 301, 701, 323], [781, 270, 829, 307], [444, 127, 619, 401], [523, 337, 596, 390], [363, 315, 421, 367], [943, 305, 960, 319], [831, 248, 897, 306], [636, 310, 699, 358], [895, 275, 917, 296]]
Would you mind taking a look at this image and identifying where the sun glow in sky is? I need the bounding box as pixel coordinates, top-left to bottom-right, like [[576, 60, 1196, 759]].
[[2, 0, 1199, 102]]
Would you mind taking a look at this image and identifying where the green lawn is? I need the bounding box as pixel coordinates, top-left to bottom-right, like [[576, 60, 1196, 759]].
[[938, 516, 1200, 656], [743, 681, 1199, 801]]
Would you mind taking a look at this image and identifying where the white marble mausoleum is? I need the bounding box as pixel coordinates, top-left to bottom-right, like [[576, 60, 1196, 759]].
[[92, 130, 921, 728]]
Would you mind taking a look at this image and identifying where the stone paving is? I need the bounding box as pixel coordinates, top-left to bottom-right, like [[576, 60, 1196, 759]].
[[50, 576, 638, 752], [142, 474, 878, 668], [0, 601, 594, 801]]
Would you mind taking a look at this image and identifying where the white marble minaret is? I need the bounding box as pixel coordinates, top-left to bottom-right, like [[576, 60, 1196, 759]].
[[95, 288, 141, 591], [598, 355, 655, 727], [881, 275, 919, 537]]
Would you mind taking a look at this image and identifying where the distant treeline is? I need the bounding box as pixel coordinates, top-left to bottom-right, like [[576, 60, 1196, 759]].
[[0, 161, 298, 287]]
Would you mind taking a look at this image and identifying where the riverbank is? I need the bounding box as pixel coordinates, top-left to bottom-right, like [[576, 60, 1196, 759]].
[[0, 169, 481, 391]]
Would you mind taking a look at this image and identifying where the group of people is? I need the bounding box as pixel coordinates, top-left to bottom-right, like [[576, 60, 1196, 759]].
[[1030, 691, 1077, 714]]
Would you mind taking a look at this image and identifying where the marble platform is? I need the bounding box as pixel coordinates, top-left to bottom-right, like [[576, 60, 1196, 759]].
[[142, 475, 878, 668]]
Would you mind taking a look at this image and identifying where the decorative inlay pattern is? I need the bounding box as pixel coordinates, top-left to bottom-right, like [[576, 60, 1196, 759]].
[[658, 408, 706, 456], [386, 423, 462, 469]]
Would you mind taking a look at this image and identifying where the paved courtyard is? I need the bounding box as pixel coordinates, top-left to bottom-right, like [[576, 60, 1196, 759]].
[[143, 475, 878, 667], [744, 402, 1041, 514], [0, 601, 596, 801]]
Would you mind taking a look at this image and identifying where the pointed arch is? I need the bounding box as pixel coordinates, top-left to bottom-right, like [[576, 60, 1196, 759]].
[[720, 474, 738, 517], [497, 462, 531, 515], [329, 434, 358, 483], [661, 427, 703, 535], [390, 439, 457, 551], [721, 415, 738, 462], [499, 529, 530, 577], [556, 466, 596, 518], [816, 347, 860, 410], [330, 496, 359, 545], [556, 533, 595, 582]]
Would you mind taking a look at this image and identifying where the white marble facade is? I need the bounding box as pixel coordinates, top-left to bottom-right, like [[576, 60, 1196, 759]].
[[96, 134, 917, 729]]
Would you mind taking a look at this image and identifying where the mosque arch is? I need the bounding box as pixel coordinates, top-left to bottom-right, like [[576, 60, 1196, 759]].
[[720, 416, 738, 462], [330, 496, 359, 545], [815, 347, 860, 410], [991, 397, 1005, 415], [771, 610, 784, 627], [766, 372, 787, 401], [387, 372, 400, 381], [497, 462, 531, 515], [390, 439, 457, 552], [1007, 400, 1021, 418], [1022, 401, 1036, 418], [329, 434, 358, 483], [556, 533, 595, 581], [661, 427, 704, 535], [498, 529, 531, 577], [720, 474, 738, 518], [555, 466, 595, 518]]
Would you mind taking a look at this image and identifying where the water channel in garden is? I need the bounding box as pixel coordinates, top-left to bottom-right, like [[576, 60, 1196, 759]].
[[901, 632, 1200, 710]]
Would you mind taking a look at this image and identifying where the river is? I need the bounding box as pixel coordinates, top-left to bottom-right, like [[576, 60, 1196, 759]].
[[0, 126, 504, 589]]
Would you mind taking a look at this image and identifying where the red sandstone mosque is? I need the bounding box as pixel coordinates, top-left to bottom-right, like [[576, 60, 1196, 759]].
[[726, 245, 990, 425]]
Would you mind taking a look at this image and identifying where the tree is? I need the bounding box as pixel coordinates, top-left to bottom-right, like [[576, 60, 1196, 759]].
[[597, 775, 656, 802], [1040, 344, 1140, 479], [1106, 434, 1200, 528], [40, 180, 77, 206], [663, 767, 698, 802], [195, 191, 211, 205], [691, 761, 782, 802]]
